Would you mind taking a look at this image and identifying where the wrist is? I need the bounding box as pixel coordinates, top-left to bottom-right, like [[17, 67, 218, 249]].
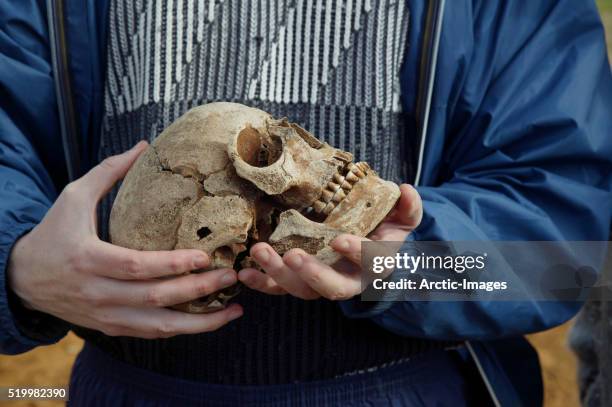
[[3, 228, 70, 344], [6, 233, 36, 311]]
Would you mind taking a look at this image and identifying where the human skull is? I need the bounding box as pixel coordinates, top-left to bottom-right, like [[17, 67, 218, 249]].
[[109, 102, 400, 313]]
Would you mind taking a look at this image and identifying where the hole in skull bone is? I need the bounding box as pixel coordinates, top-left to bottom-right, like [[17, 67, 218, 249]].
[[237, 126, 282, 167], [197, 227, 212, 240], [212, 245, 235, 265], [304, 209, 327, 223], [233, 230, 257, 271], [270, 208, 282, 231]]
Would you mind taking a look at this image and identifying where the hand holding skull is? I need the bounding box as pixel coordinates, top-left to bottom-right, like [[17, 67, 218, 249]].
[[239, 184, 423, 300], [7, 142, 243, 339], [109, 103, 415, 312]]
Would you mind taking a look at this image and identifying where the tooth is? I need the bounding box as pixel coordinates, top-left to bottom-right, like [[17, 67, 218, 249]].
[[341, 180, 352, 190], [321, 189, 334, 202], [313, 200, 326, 213], [346, 172, 359, 183], [347, 163, 357, 171], [322, 202, 336, 215], [332, 190, 346, 202], [327, 182, 341, 192], [333, 174, 345, 184], [208, 300, 223, 309], [356, 162, 370, 172], [352, 168, 365, 178]]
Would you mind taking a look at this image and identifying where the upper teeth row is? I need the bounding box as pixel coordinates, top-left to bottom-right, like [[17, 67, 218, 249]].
[[312, 162, 370, 215]]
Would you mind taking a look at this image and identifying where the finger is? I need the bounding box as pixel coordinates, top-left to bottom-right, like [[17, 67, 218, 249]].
[[332, 257, 362, 275], [330, 234, 368, 266], [95, 268, 237, 307], [369, 223, 411, 241], [250, 243, 320, 299], [388, 184, 423, 228], [79, 140, 148, 202], [283, 249, 361, 301], [238, 268, 288, 295], [87, 240, 210, 279], [98, 303, 243, 338]]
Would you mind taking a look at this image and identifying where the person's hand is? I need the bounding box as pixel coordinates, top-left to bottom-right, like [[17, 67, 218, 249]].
[[7, 141, 243, 339], [238, 184, 422, 300]]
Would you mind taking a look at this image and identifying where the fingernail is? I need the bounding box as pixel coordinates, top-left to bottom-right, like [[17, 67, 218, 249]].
[[254, 248, 270, 264], [221, 272, 236, 286], [194, 254, 208, 268], [286, 254, 303, 269], [229, 307, 243, 320], [337, 238, 351, 250], [131, 140, 147, 150]]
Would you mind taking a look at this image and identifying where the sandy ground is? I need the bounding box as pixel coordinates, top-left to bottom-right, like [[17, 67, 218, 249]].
[[0, 322, 580, 407], [604, 12, 612, 65], [0, 333, 81, 407], [527, 323, 580, 407]]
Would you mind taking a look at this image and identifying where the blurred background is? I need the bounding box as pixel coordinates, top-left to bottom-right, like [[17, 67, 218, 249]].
[[1, 2, 611, 406]]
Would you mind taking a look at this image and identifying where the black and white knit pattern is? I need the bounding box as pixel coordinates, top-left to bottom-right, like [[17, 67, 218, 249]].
[[101, 0, 411, 184]]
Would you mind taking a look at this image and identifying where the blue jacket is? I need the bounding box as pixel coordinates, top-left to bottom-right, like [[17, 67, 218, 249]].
[[1, 0, 611, 405]]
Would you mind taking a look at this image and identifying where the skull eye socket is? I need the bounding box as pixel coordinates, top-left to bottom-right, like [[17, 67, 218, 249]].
[[236, 126, 282, 167]]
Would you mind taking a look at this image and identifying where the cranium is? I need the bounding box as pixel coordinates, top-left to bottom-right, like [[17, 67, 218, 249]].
[[109, 102, 400, 313]]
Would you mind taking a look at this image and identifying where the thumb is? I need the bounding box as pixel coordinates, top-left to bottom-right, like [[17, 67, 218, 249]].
[[80, 140, 148, 202], [390, 184, 423, 228]]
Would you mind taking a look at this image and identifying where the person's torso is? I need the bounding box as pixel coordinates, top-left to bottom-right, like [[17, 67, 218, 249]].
[[73, 0, 456, 384]]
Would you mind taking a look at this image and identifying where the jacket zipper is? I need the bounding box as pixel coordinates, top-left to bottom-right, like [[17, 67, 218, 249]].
[[47, 0, 82, 181], [413, 0, 445, 187]]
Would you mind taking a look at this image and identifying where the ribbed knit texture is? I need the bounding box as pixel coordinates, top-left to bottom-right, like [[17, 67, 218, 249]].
[[74, 0, 456, 385], [100, 0, 412, 182]]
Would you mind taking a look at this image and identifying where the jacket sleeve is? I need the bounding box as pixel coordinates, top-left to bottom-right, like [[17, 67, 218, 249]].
[[0, 0, 70, 354], [341, 0, 612, 340]]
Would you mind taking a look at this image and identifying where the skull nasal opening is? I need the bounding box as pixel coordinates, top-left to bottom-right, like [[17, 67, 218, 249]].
[[236, 126, 282, 167]]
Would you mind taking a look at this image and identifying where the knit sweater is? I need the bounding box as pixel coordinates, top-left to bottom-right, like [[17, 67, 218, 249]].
[[73, 0, 454, 384]]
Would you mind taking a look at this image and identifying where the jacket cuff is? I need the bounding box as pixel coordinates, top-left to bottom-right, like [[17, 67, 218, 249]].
[[0, 221, 69, 353]]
